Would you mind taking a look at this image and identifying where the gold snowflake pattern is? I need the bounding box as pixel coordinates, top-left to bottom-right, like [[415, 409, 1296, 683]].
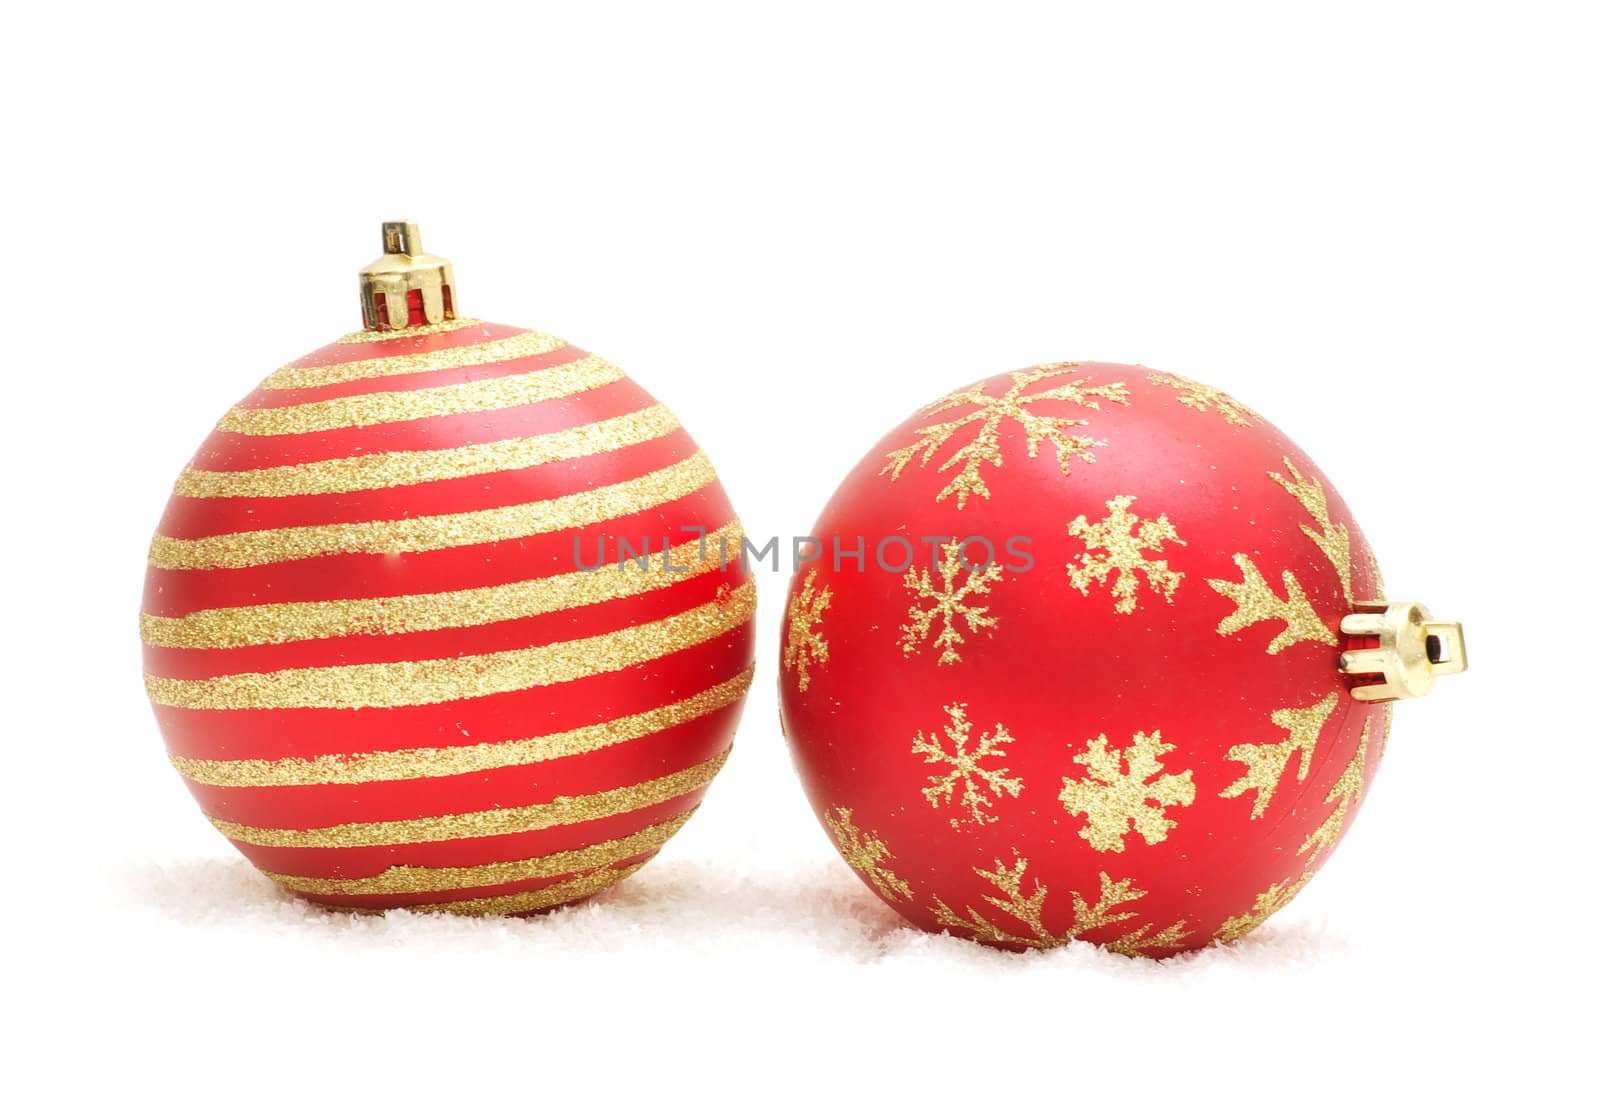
[[825, 806, 913, 903], [881, 364, 1129, 509], [1106, 918, 1193, 958], [1366, 543, 1387, 601], [1057, 731, 1197, 853], [1269, 458, 1352, 602], [911, 702, 1023, 829], [931, 860, 1151, 950], [1148, 372, 1259, 427], [782, 571, 832, 693], [1220, 691, 1340, 818], [901, 540, 1005, 664], [1214, 871, 1312, 944], [1065, 495, 1186, 614], [1208, 553, 1337, 653], [1298, 713, 1374, 860]]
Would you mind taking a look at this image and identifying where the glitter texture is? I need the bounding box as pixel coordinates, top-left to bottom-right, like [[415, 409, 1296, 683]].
[[208, 748, 731, 848], [881, 363, 1128, 509], [267, 813, 693, 895], [1056, 731, 1197, 853], [1214, 871, 1312, 944], [146, 580, 755, 710], [1219, 691, 1339, 818], [1105, 918, 1193, 958], [143, 520, 742, 649], [1269, 457, 1353, 603], [781, 571, 830, 693], [335, 317, 486, 344], [1148, 371, 1260, 426], [1298, 713, 1371, 858], [217, 355, 624, 435], [930, 860, 1188, 956], [1208, 553, 1337, 652], [148, 451, 718, 570], [404, 863, 640, 916], [824, 807, 912, 903], [910, 702, 1022, 829], [175, 404, 682, 498], [900, 540, 1004, 664], [1367, 544, 1387, 601], [267, 329, 567, 389], [170, 669, 753, 786], [1065, 495, 1186, 614]]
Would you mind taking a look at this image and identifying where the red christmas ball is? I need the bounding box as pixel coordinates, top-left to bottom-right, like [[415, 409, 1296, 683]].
[[142, 227, 753, 914], [779, 361, 1405, 955]]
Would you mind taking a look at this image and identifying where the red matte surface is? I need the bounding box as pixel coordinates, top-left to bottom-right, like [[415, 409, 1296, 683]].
[[778, 362, 1388, 955]]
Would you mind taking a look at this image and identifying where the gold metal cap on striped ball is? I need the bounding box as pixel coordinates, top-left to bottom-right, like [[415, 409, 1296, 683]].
[[359, 221, 457, 331]]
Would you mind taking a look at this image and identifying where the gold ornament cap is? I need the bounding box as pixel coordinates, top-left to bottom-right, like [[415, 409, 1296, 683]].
[[359, 222, 456, 331], [1339, 602, 1466, 702]]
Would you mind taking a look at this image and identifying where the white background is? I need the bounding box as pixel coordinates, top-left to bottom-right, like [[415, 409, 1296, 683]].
[[3, 2, 1595, 1094]]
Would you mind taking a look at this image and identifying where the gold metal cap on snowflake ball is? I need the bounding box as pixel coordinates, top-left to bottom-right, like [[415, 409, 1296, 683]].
[[358, 221, 457, 331], [1339, 602, 1467, 702]]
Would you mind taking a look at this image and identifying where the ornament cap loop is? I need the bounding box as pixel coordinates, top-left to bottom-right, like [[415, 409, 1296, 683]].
[[1339, 601, 1467, 702], [358, 221, 457, 331]]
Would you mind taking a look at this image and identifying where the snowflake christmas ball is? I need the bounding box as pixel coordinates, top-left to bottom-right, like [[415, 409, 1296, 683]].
[[778, 362, 1463, 955], [142, 225, 754, 915]]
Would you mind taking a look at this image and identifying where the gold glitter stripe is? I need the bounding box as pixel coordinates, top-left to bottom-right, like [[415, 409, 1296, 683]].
[[148, 451, 717, 571], [406, 863, 640, 916], [335, 317, 488, 345], [144, 520, 742, 650], [269, 813, 692, 896], [208, 749, 730, 848], [175, 404, 682, 499], [265, 329, 567, 390], [169, 668, 754, 786], [146, 581, 755, 711], [218, 355, 623, 436]]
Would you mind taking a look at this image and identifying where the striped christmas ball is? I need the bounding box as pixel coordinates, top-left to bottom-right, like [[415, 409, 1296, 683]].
[[141, 225, 754, 915]]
